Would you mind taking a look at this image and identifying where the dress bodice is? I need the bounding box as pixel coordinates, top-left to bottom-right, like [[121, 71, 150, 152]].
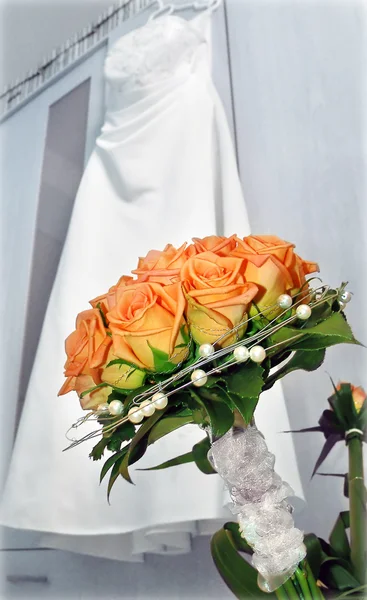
[[104, 16, 208, 111]]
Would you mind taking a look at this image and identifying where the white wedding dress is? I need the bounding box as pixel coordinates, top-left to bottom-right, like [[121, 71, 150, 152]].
[[1, 12, 304, 561]]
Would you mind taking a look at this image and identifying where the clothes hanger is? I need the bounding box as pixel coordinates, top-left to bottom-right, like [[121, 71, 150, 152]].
[[148, 0, 221, 22]]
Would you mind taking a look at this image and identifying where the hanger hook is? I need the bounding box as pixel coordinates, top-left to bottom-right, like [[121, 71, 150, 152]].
[[149, 1, 174, 21], [148, 0, 222, 21]]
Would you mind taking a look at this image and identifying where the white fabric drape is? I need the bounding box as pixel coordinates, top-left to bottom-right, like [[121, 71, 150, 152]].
[[1, 12, 303, 561]]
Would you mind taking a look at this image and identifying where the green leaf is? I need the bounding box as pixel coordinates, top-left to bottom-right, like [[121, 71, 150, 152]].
[[329, 512, 350, 560], [180, 323, 190, 345], [336, 584, 367, 598], [96, 302, 109, 328], [100, 449, 126, 484], [124, 384, 155, 409], [211, 528, 274, 599], [147, 342, 179, 374], [319, 558, 360, 591], [137, 436, 215, 475], [148, 413, 194, 444], [303, 533, 323, 579], [89, 437, 109, 461], [329, 383, 362, 431], [106, 358, 138, 369], [268, 312, 359, 354], [264, 349, 326, 390], [107, 454, 126, 502], [106, 389, 129, 402], [106, 421, 136, 452], [105, 441, 146, 500], [138, 450, 195, 471], [226, 363, 264, 399], [80, 382, 109, 399], [118, 410, 165, 483], [191, 389, 234, 437], [192, 437, 216, 474], [223, 522, 253, 554], [291, 312, 360, 351], [224, 363, 265, 423]]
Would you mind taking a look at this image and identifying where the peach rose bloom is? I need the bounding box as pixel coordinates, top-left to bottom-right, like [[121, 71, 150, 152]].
[[181, 251, 258, 346], [90, 275, 134, 314], [337, 382, 366, 414], [133, 243, 196, 285], [59, 308, 112, 406], [74, 375, 112, 411], [101, 346, 146, 391], [191, 234, 237, 256], [230, 235, 319, 315], [107, 281, 189, 371]]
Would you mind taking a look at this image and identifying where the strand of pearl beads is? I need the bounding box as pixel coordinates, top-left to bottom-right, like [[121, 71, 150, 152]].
[[127, 391, 168, 424], [98, 391, 169, 425], [338, 290, 352, 311]]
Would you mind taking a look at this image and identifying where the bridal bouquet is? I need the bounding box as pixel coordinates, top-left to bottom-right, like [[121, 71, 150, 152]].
[[60, 234, 366, 598]]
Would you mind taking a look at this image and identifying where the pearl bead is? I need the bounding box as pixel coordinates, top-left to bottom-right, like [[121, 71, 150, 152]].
[[340, 291, 352, 303], [152, 392, 168, 410], [97, 403, 109, 412], [277, 294, 293, 310], [191, 369, 208, 387], [233, 345, 250, 363], [128, 407, 144, 424], [249, 345, 266, 363], [339, 301, 346, 311], [296, 304, 312, 320], [199, 343, 215, 358], [140, 400, 156, 417], [108, 399, 124, 416]]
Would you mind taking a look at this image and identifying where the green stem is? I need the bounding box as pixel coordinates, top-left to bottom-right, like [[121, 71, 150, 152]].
[[283, 577, 300, 600], [347, 435, 366, 584], [294, 567, 312, 600], [275, 584, 289, 600], [304, 560, 325, 599], [291, 574, 304, 600]]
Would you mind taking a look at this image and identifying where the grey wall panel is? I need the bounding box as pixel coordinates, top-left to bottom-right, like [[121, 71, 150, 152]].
[[226, 0, 367, 537], [16, 79, 91, 427]]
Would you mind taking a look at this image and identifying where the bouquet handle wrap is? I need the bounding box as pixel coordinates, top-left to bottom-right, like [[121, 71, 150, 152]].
[[208, 425, 306, 593]]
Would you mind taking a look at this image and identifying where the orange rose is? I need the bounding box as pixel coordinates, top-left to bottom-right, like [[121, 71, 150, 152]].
[[59, 308, 111, 395], [59, 309, 112, 409], [133, 243, 195, 284], [90, 275, 134, 314], [181, 251, 258, 346], [337, 382, 366, 414], [107, 281, 189, 371], [230, 235, 319, 315], [191, 234, 237, 256], [74, 375, 112, 411], [101, 347, 146, 390]]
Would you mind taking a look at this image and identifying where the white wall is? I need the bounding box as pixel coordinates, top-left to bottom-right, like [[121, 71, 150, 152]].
[[227, 0, 367, 538]]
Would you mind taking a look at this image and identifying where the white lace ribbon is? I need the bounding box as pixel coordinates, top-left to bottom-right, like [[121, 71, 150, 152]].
[[208, 425, 306, 592]]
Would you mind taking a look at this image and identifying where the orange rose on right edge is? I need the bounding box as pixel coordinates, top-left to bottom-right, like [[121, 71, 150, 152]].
[[230, 235, 319, 316], [337, 382, 367, 414]]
